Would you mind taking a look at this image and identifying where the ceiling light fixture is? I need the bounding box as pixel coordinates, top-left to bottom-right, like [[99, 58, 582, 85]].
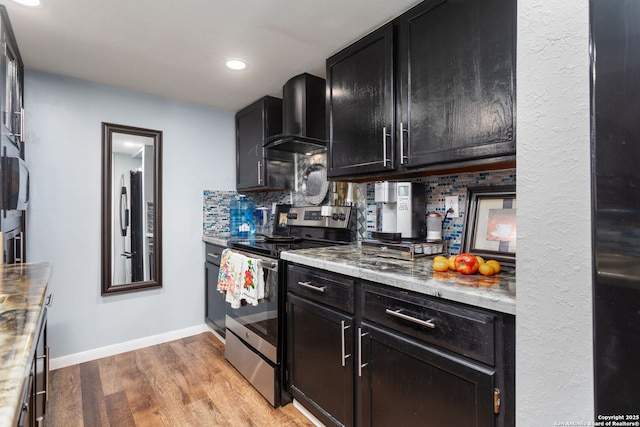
[[225, 58, 248, 71], [12, 0, 41, 6]]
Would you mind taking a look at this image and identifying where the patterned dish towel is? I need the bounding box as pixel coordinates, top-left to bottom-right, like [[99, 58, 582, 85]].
[[241, 256, 265, 306], [217, 248, 266, 308], [217, 249, 244, 308]]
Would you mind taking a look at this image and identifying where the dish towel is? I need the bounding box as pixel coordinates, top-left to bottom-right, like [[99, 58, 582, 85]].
[[217, 249, 245, 309], [241, 256, 265, 306]]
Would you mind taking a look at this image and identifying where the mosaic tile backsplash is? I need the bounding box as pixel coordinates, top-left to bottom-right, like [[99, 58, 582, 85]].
[[203, 154, 515, 256]]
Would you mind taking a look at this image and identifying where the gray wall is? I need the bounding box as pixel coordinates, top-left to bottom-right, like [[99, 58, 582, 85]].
[[24, 70, 236, 358]]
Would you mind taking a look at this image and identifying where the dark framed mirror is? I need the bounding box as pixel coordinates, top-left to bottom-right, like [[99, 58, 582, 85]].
[[101, 122, 162, 295]]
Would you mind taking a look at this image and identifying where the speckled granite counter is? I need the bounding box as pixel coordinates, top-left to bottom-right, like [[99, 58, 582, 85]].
[[281, 244, 515, 315], [0, 262, 53, 427], [202, 234, 229, 247]]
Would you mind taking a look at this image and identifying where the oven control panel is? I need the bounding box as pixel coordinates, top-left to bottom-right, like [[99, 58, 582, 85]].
[[287, 206, 352, 229]]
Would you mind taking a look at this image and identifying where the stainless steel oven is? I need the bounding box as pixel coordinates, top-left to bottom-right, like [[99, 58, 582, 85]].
[[223, 205, 355, 408], [224, 250, 287, 406]]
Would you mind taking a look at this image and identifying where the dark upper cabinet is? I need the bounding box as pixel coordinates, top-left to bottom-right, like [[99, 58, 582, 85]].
[[326, 23, 395, 178], [0, 6, 24, 153], [0, 6, 26, 266], [397, 0, 515, 168], [326, 0, 515, 179], [236, 96, 293, 191]]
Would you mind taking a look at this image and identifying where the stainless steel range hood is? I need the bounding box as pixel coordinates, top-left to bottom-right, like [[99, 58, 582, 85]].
[[264, 73, 326, 154]]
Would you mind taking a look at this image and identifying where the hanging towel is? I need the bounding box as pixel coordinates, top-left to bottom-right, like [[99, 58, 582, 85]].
[[217, 248, 233, 292], [241, 256, 265, 306], [217, 249, 245, 309]]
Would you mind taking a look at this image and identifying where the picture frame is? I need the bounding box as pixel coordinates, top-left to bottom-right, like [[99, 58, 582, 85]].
[[462, 185, 516, 266]]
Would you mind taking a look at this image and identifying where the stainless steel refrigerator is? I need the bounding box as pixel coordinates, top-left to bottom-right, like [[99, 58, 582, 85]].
[[592, 0, 640, 414], [119, 170, 144, 283]]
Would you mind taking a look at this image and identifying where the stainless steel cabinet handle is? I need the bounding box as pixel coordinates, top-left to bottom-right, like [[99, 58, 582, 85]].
[[385, 308, 436, 329], [400, 121, 407, 165], [257, 161, 263, 185], [206, 253, 220, 258], [358, 327, 368, 377], [14, 109, 24, 141], [297, 281, 326, 293], [13, 232, 24, 264], [341, 320, 351, 367], [20, 107, 24, 143], [45, 345, 50, 402], [382, 126, 390, 166]]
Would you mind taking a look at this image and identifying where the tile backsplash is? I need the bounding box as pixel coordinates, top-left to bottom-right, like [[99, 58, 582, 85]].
[[204, 155, 515, 256]]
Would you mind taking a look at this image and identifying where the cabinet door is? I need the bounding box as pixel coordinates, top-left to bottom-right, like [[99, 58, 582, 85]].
[[236, 96, 282, 191], [397, 0, 515, 168], [288, 293, 354, 427], [359, 322, 496, 427], [327, 22, 395, 178], [1, 29, 22, 148], [205, 261, 225, 337]]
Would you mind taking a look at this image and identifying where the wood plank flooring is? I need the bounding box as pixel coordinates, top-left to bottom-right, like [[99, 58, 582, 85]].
[[47, 332, 315, 427]]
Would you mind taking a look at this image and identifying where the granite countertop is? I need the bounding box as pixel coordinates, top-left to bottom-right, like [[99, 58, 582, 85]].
[[202, 233, 230, 247], [0, 262, 53, 427], [281, 244, 516, 315]]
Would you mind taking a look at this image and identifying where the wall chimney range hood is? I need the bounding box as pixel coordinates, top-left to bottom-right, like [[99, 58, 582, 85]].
[[264, 73, 326, 155]]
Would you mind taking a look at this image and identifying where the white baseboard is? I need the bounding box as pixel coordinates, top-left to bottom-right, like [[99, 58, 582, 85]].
[[50, 324, 210, 370], [293, 399, 325, 427]]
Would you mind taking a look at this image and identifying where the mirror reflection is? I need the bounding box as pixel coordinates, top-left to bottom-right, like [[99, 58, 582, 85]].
[[112, 133, 154, 284], [102, 123, 162, 295]]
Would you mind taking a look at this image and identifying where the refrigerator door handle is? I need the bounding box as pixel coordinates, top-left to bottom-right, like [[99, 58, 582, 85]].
[[119, 175, 129, 237]]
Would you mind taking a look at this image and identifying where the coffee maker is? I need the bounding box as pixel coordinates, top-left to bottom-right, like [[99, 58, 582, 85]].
[[373, 181, 426, 240], [365, 181, 441, 260]]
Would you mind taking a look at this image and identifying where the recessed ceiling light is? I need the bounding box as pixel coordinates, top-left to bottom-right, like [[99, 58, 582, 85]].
[[12, 0, 41, 6], [225, 58, 248, 71]]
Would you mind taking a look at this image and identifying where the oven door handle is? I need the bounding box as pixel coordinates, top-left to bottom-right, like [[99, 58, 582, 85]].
[[258, 260, 278, 271]]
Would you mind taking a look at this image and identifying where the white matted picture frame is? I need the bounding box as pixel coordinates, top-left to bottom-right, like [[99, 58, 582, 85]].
[[462, 185, 516, 266]]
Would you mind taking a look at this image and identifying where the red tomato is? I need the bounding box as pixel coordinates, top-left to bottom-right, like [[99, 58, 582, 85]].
[[455, 253, 480, 275]]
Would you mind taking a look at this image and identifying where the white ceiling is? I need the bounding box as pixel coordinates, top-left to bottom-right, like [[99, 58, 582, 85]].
[[2, 0, 423, 112]]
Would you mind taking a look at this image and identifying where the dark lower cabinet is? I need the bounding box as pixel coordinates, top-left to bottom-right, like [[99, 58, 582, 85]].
[[286, 263, 515, 427], [287, 264, 356, 427], [359, 322, 495, 427], [18, 301, 49, 427], [288, 294, 354, 427], [204, 243, 225, 337], [359, 283, 514, 427]]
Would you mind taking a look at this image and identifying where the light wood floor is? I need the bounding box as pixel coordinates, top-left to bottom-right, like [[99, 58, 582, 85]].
[[47, 332, 315, 427]]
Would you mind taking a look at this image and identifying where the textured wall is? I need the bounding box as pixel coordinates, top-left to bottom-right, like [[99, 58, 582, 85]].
[[516, 0, 593, 421]]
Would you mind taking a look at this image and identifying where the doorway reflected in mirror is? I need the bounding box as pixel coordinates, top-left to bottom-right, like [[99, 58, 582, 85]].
[[102, 123, 162, 295]]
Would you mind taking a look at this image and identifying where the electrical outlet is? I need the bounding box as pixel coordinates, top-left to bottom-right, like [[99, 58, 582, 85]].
[[445, 196, 459, 218]]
